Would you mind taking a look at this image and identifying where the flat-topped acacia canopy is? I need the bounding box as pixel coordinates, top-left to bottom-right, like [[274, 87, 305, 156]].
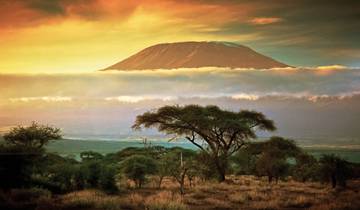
[[133, 104, 276, 181]]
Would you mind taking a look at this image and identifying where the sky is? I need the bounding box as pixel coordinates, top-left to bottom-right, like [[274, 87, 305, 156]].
[[0, 0, 360, 73], [0, 1, 360, 143]]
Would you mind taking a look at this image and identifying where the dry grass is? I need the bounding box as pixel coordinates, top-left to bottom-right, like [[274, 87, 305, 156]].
[[145, 191, 188, 210], [30, 176, 360, 210]]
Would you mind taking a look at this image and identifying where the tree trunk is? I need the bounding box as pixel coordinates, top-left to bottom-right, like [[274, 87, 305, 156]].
[[331, 174, 337, 188], [179, 180, 185, 195], [176, 169, 188, 195], [268, 175, 273, 183], [218, 172, 226, 182], [158, 176, 164, 189], [215, 157, 227, 182]]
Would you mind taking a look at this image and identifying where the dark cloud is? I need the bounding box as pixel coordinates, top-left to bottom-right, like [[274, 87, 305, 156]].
[[193, 0, 360, 66], [26, 0, 66, 15]]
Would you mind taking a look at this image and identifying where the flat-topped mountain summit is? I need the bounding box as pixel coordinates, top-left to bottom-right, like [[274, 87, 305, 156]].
[[103, 41, 289, 70]]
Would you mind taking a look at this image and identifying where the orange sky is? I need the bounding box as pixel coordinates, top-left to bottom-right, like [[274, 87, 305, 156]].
[[0, 0, 260, 73], [0, 0, 359, 73]]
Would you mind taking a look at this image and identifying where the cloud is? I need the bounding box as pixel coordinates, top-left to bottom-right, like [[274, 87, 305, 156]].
[[9, 96, 72, 102], [0, 66, 359, 102], [0, 67, 359, 139], [315, 65, 348, 70], [249, 17, 283, 25], [105, 96, 176, 103]]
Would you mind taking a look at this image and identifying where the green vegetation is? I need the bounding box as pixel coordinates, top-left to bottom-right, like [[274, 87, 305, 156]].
[[1, 105, 360, 210], [120, 155, 158, 188], [133, 104, 275, 181], [45, 139, 360, 163]]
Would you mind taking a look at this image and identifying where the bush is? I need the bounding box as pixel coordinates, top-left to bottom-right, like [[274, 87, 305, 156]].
[[319, 154, 352, 188], [120, 155, 158, 188], [99, 164, 119, 193], [0, 145, 42, 189], [292, 153, 319, 182], [81, 160, 102, 188]]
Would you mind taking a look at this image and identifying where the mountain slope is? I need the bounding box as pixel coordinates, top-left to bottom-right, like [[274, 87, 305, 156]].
[[103, 41, 289, 70]]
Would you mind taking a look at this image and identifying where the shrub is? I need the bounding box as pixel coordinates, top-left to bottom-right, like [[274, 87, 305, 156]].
[[0, 145, 42, 189], [120, 155, 157, 188], [81, 160, 102, 188], [99, 164, 119, 193], [319, 154, 352, 188]]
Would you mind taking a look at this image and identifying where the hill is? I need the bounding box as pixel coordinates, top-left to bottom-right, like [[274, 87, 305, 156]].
[[103, 41, 289, 70]]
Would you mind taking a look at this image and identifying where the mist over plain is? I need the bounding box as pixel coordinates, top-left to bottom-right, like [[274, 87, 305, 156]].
[[1, 66, 359, 145]]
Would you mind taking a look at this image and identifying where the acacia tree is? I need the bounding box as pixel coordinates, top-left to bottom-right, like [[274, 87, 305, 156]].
[[3, 122, 62, 148], [120, 155, 158, 188], [319, 154, 351, 188], [254, 136, 300, 183], [162, 149, 197, 194], [132, 105, 275, 182], [0, 122, 62, 189]]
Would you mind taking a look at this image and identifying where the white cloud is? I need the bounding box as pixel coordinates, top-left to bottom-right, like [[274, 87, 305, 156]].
[[0, 66, 359, 104], [9, 96, 72, 103], [105, 95, 177, 103], [315, 65, 347, 70], [231, 94, 259, 100]]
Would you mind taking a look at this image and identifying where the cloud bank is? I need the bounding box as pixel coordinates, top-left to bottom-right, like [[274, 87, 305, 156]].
[[1, 66, 359, 141], [0, 66, 359, 101]]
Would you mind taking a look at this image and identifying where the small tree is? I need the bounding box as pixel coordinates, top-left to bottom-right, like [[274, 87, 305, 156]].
[[99, 164, 119, 193], [232, 147, 258, 175], [133, 105, 275, 182], [254, 137, 300, 183], [163, 148, 197, 194], [193, 151, 218, 181], [0, 145, 40, 190], [0, 122, 62, 190], [82, 160, 102, 188], [256, 152, 290, 183], [293, 152, 319, 182], [120, 155, 157, 188], [319, 154, 352, 188], [3, 122, 61, 148], [155, 157, 171, 189]]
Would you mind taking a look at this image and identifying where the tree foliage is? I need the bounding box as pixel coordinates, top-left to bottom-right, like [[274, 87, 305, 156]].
[[120, 155, 158, 188], [293, 152, 319, 182], [253, 137, 300, 183], [319, 154, 352, 188], [0, 122, 62, 190], [161, 148, 197, 194], [3, 122, 62, 148]]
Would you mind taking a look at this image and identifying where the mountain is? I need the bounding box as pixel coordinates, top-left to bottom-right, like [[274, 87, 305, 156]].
[[103, 41, 289, 70]]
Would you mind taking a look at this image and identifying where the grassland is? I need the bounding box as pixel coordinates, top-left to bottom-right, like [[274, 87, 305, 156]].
[[11, 175, 359, 210]]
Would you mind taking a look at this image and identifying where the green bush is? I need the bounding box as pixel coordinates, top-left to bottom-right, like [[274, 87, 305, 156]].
[[319, 154, 352, 188], [99, 164, 119, 193], [81, 160, 102, 188], [120, 155, 158, 188]]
